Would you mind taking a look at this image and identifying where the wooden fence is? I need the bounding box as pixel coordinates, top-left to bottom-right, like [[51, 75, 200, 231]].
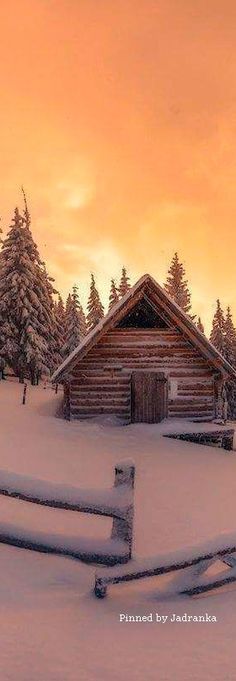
[[0, 460, 135, 566], [94, 534, 236, 597]]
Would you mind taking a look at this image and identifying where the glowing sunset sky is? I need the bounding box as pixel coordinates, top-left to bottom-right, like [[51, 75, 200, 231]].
[[0, 0, 236, 332]]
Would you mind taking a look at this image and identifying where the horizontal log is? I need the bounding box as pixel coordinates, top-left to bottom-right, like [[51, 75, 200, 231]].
[[90, 348, 200, 359], [108, 327, 180, 333], [79, 359, 208, 368], [70, 406, 131, 415], [169, 401, 214, 407], [71, 374, 131, 384], [100, 341, 190, 349], [83, 353, 207, 363], [170, 371, 214, 378], [70, 398, 131, 407], [71, 414, 131, 422], [169, 404, 214, 412], [99, 340, 191, 349], [178, 380, 214, 393], [71, 386, 131, 394], [169, 410, 214, 416], [178, 391, 213, 397], [169, 416, 214, 421], [173, 394, 214, 400], [178, 382, 214, 389], [71, 382, 131, 395], [106, 336, 179, 340]]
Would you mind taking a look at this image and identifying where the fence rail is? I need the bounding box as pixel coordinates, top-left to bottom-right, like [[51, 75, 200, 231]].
[[94, 534, 236, 597], [0, 460, 135, 566]]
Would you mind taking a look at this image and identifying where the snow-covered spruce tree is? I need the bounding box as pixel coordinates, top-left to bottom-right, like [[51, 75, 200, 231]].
[[23, 195, 58, 377], [164, 252, 192, 315], [54, 295, 66, 334], [63, 286, 86, 357], [63, 296, 81, 357], [52, 297, 65, 367], [86, 274, 104, 331], [209, 299, 226, 356], [223, 307, 236, 419], [40, 262, 61, 374], [196, 317, 205, 334], [0, 207, 55, 383], [108, 278, 119, 311], [224, 307, 236, 367], [72, 284, 87, 337], [118, 267, 131, 297]]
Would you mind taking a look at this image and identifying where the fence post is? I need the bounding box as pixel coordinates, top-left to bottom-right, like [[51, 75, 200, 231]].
[[111, 459, 135, 560], [22, 383, 27, 405]]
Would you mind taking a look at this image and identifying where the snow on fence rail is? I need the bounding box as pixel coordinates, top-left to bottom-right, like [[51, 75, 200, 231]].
[[94, 531, 236, 597], [0, 460, 135, 566]]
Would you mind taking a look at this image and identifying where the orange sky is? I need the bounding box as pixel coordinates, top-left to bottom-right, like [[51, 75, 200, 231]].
[[0, 0, 236, 333]]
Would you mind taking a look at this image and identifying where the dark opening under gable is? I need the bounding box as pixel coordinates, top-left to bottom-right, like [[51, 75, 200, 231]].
[[117, 297, 169, 328]]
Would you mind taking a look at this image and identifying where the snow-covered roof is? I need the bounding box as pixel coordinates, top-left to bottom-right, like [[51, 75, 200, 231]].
[[51, 274, 236, 383]]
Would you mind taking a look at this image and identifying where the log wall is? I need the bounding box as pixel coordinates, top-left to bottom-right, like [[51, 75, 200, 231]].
[[68, 328, 216, 421]]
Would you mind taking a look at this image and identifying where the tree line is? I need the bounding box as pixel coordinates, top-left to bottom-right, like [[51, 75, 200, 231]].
[[0, 201, 235, 391]]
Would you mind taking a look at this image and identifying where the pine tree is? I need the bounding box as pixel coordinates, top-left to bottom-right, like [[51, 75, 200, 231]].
[[118, 267, 131, 297], [87, 274, 104, 331], [224, 308, 236, 419], [224, 307, 236, 367], [23, 195, 57, 377], [63, 297, 81, 357], [72, 284, 87, 336], [0, 206, 55, 382], [164, 252, 192, 315], [22, 190, 58, 376], [63, 286, 87, 357], [65, 293, 72, 320], [41, 262, 60, 373], [210, 299, 225, 355], [55, 295, 66, 327], [53, 295, 66, 366], [108, 279, 119, 311], [196, 317, 205, 334]]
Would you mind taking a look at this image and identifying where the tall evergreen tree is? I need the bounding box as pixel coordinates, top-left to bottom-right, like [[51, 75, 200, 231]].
[[164, 252, 192, 315], [22, 193, 58, 375], [55, 295, 66, 326], [53, 295, 66, 366], [87, 274, 104, 331], [118, 267, 131, 297], [41, 262, 60, 373], [108, 278, 119, 311], [63, 297, 81, 357], [196, 317, 205, 334], [72, 284, 87, 336], [223, 307, 236, 419], [65, 293, 72, 320], [224, 307, 236, 367], [0, 207, 55, 382], [210, 299, 225, 355], [63, 286, 87, 357]]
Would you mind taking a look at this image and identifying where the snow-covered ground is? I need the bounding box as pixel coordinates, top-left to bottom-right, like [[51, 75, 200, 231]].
[[0, 379, 236, 680]]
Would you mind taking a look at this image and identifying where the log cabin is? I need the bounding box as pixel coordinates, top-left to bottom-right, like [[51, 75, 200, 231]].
[[52, 274, 236, 423]]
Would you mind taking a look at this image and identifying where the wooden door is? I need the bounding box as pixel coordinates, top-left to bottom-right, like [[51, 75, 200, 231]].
[[131, 372, 166, 423]]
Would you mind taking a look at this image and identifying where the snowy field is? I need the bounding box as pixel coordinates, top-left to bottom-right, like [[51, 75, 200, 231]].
[[0, 380, 236, 680]]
